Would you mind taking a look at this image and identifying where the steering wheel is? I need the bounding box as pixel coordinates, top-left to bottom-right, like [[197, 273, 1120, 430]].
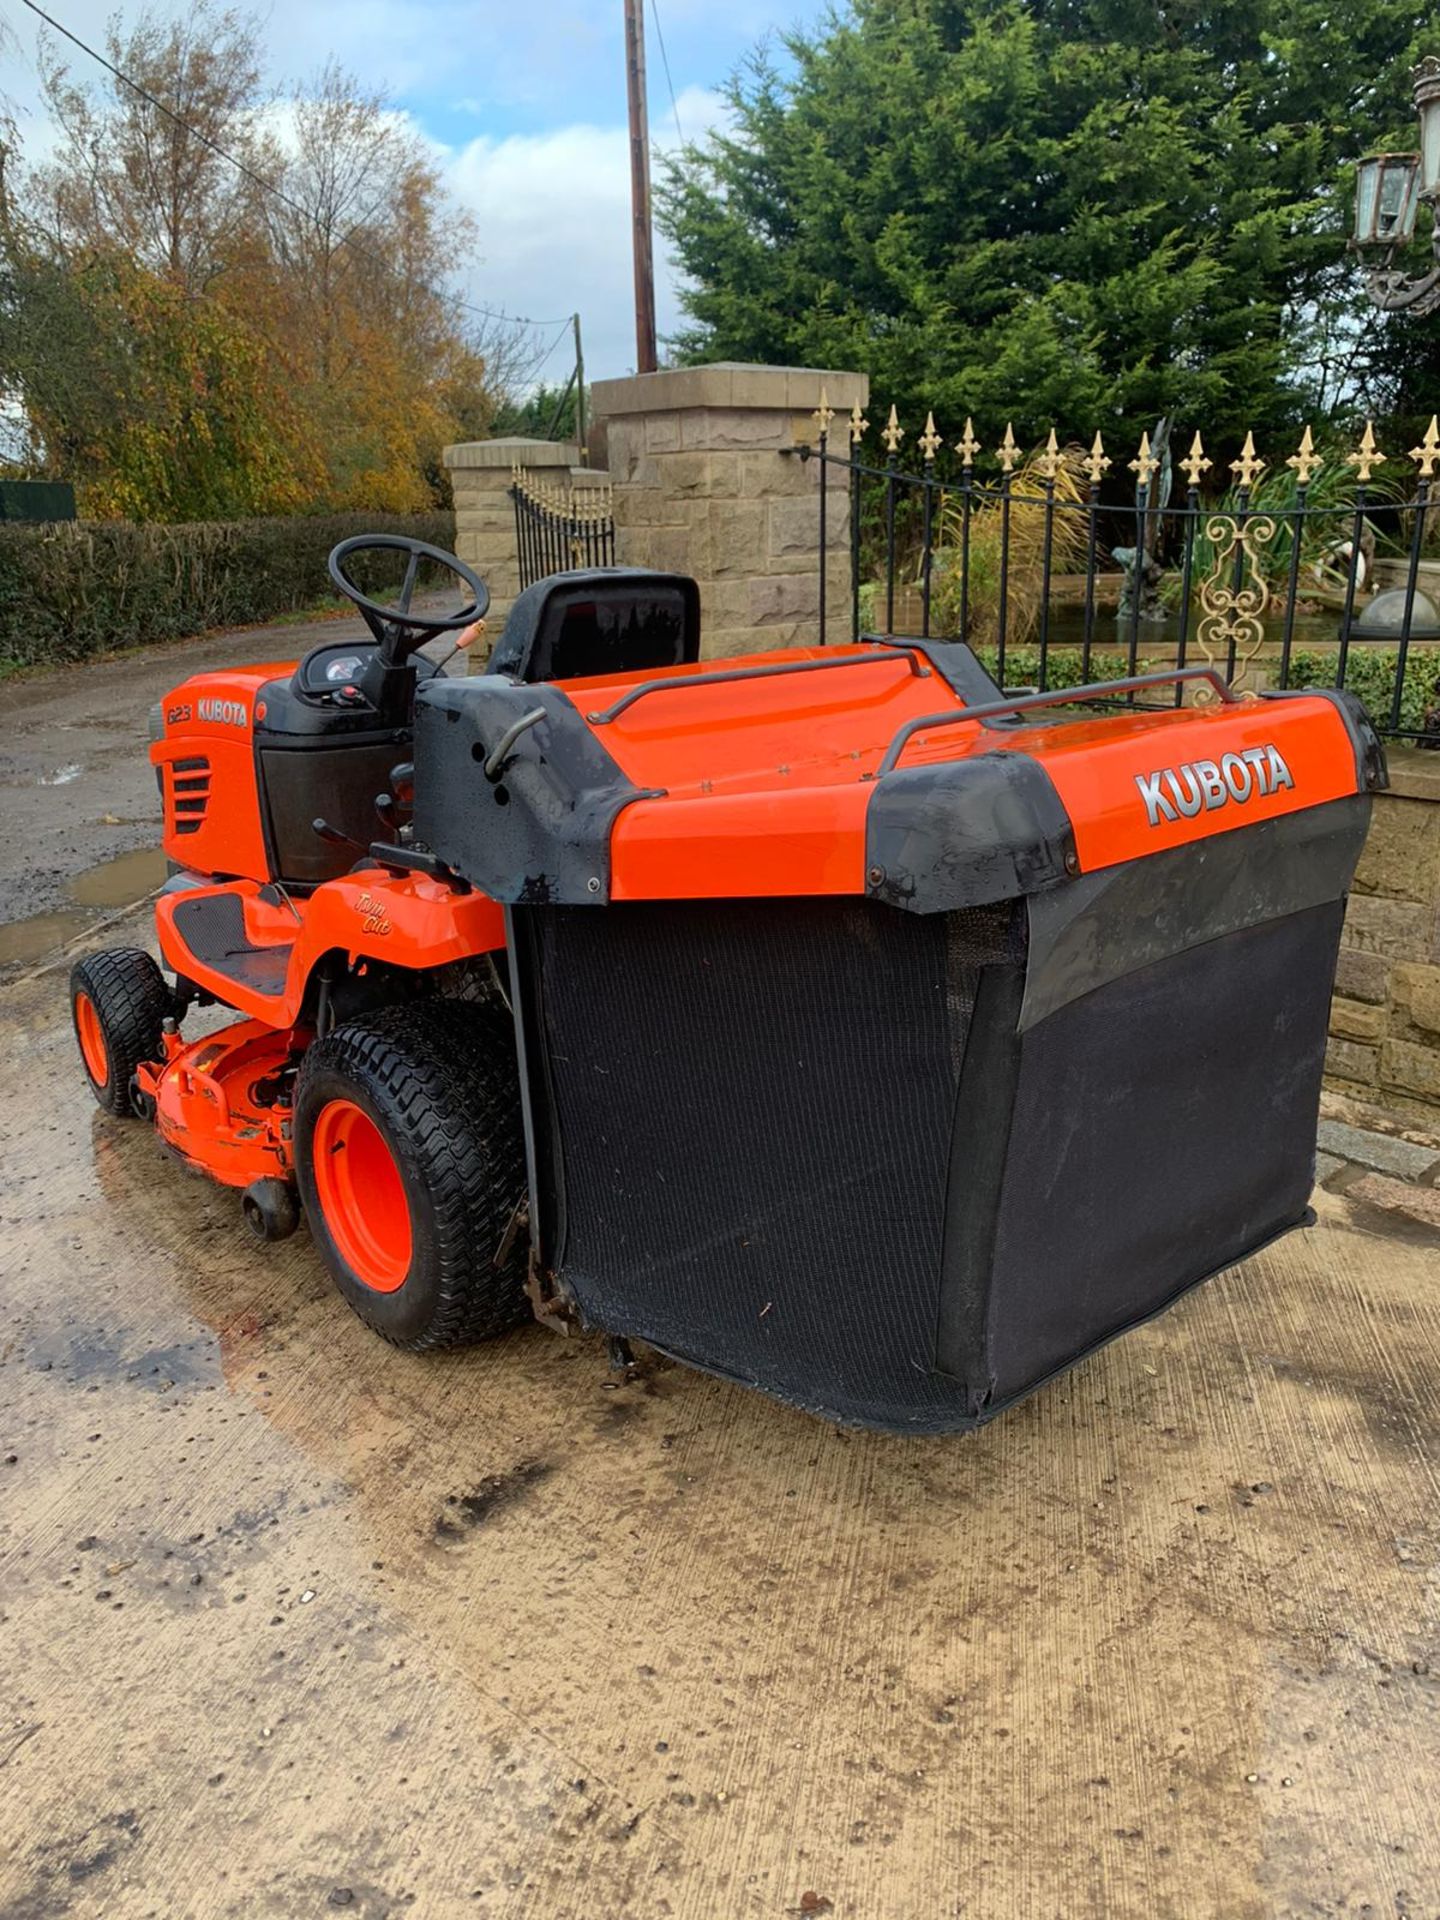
[[327, 534, 490, 652]]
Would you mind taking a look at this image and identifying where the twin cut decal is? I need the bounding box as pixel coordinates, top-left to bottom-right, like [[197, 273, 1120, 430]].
[[197, 697, 249, 727], [1135, 744, 1294, 828], [355, 891, 392, 937]]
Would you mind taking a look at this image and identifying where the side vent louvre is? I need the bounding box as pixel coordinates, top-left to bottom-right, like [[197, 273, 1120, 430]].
[[168, 756, 211, 835]]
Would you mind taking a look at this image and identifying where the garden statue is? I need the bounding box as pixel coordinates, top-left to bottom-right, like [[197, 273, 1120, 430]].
[[1114, 416, 1173, 624], [1112, 542, 1165, 622]]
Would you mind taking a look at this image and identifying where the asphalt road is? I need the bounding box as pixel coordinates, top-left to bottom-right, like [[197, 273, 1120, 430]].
[[0, 605, 461, 941]]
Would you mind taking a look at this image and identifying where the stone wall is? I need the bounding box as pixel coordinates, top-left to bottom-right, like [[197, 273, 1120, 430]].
[[590, 363, 867, 657], [1328, 750, 1440, 1139]]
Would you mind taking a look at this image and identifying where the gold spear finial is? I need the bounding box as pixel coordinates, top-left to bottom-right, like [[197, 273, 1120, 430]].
[[918, 411, 943, 462], [1347, 420, 1385, 483], [1129, 430, 1158, 488], [882, 405, 904, 455], [1286, 425, 1323, 488], [1084, 431, 1111, 487], [955, 417, 981, 466], [1408, 414, 1440, 479], [1036, 428, 1062, 481], [996, 423, 1020, 474], [1179, 431, 1212, 490], [813, 386, 835, 438], [848, 400, 869, 447], [1230, 431, 1266, 490]]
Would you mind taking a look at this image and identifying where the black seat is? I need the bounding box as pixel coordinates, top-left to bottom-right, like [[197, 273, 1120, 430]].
[[488, 568, 701, 684]]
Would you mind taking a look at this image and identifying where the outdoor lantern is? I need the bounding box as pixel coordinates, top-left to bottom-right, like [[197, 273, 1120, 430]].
[[1351, 57, 1440, 312], [1416, 56, 1440, 199], [1354, 152, 1422, 248]]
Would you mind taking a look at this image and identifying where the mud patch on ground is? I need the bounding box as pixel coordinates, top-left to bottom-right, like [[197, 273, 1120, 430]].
[[0, 1810, 143, 1920], [433, 1458, 555, 1539], [24, 1326, 219, 1393], [1255, 1349, 1440, 1458], [1336, 1189, 1440, 1252]]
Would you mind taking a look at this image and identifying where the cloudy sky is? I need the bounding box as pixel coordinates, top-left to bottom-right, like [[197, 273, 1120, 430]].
[[4, 0, 830, 382]]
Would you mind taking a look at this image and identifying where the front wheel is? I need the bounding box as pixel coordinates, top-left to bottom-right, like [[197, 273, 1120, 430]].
[[293, 1001, 530, 1350], [70, 948, 169, 1117]]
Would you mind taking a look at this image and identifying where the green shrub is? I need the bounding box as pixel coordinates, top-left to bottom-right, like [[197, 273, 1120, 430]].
[[1288, 645, 1440, 737], [0, 509, 456, 671], [973, 644, 1155, 692]]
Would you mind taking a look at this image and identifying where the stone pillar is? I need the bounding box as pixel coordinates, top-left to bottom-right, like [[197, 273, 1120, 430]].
[[590, 363, 869, 656], [442, 436, 580, 633], [1327, 750, 1440, 1137]]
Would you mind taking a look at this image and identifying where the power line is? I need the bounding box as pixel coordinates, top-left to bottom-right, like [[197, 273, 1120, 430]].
[[16, 0, 574, 333], [648, 0, 684, 145], [531, 316, 577, 382]]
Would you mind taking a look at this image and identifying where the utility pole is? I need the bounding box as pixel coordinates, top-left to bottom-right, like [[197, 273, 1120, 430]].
[[573, 311, 588, 455], [623, 0, 658, 373]]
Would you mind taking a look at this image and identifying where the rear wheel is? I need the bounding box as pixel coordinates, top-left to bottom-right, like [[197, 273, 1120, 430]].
[[70, 948, 169, 1117], [293, 1000, 529, 1349]]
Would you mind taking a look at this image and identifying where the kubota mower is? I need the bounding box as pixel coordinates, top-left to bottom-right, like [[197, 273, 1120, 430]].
[[71, 533, 1384, 1430]]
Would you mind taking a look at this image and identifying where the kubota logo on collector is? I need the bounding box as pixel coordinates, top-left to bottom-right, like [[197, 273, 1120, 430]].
[[1135, 743, 1295, 828]]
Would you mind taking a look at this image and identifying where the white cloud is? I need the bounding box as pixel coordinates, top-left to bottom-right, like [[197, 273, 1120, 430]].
[[5, 0, 736, 388], [440, 84, 730, 384]]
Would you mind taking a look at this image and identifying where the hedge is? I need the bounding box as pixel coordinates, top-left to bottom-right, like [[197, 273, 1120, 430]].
[[1288, 646, 1440, 741], [0, 509, 456, 670], [981, 643, 1440, 738]]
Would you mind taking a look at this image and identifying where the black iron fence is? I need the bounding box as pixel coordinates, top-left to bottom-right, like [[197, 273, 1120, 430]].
[[511, 470, 615, 591], [799, 400, 1440, 745]]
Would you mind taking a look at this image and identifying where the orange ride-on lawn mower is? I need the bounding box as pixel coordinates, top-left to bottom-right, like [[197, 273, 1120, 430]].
[[71, 533, 1385, 1431]]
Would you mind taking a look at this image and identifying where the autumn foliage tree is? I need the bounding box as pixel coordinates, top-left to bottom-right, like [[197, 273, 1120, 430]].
[[1, 2, 499, 521], [1, 244, 320, 520]]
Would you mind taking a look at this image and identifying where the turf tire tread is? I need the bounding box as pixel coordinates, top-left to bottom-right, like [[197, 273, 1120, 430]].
[[295, 999, 528, 1350], [70, 947, 170, 1117]]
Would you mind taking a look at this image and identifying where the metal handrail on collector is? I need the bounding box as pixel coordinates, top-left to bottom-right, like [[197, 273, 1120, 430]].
[[584, 645, 930, 725], [872, 666, 1240, 776]]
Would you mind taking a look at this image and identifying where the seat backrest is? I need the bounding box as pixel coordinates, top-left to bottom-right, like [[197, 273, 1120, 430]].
[[488, 568, 701, 684]]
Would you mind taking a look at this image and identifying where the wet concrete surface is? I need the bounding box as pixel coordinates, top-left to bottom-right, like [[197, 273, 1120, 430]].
[[2, 896, 1439, 1917], [0, 604, 459, 931]]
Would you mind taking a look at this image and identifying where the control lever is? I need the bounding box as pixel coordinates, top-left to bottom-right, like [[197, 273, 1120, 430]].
[[374, 760, 415, 837], [312, 817, 366, 851]]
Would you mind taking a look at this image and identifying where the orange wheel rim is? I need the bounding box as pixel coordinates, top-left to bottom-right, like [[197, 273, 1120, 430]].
[[75, 992, 109, 1089], [311, 1099, 412, 1292]]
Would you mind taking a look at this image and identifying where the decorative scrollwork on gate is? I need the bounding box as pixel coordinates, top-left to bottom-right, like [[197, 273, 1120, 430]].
[[1194, 514, 1278, 699]]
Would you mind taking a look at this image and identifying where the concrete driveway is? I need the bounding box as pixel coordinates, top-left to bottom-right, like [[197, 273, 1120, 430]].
[[2, 632, 1439, 1918]]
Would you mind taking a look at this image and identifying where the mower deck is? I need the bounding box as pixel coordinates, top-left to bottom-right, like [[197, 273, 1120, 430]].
[[137, 1017, 294, 1189]]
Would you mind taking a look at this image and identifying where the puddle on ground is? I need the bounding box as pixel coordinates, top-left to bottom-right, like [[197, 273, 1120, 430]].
[[69, 845, 168, 909], [0, 845, 168, 972], [0, 908, 89, 970]]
